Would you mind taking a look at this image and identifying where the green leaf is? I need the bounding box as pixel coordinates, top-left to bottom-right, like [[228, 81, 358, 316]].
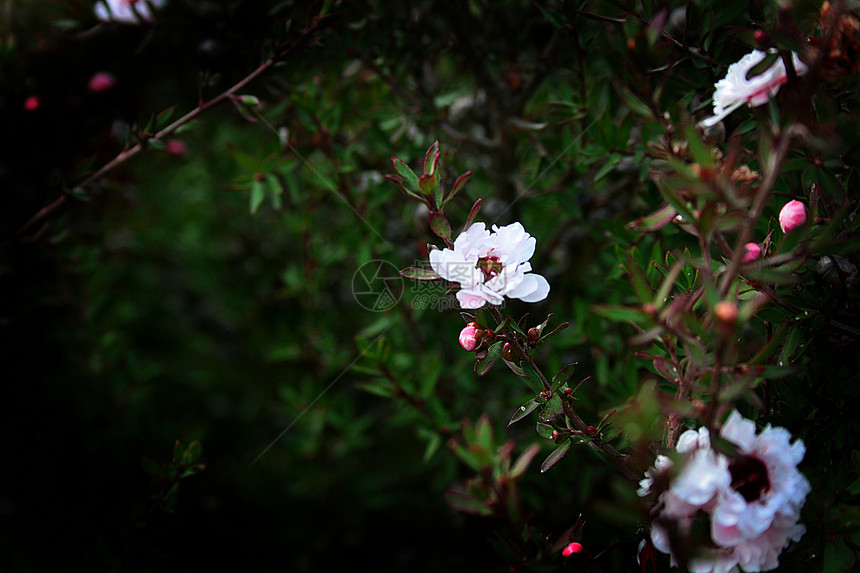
[[685, 123, 714, 169], [475, 340, 505, 376], [423, 140, 440, 176], [399, 267, 441, 281], [508, 398, 541, 426], [475, 308, 488, 329], [356, 381, 394, 398], [745, 51, 779, 80], [626, 204, 677, 232], [429, 212, 452, 240], [824, 537, 854, 573], [384, 174, 425, 202], [475, 415, 494, 453], [444, 491, 492, 516], [391, 156, 420, 191], [236, 94, 260, 106], [509, 443, 540, 479], [521, 362, 546, 393], [250, 180, 266, 214], [551, 363, 578, 392], [182, 441, 202, 465], [228, 144, 259, 172], [423, 433, 442, 463], [540, 440, 572, 473], [615, 83, 654, 118], [419, 173, 437, 196], [443, 170, 473, 207], [464, 198, 482, 229], [536, 422, 554, 439], [591, 304, 651, 325], [539, 394, 563, 423]]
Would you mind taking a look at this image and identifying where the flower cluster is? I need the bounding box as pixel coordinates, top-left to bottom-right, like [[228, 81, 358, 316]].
[[701, 50, 808, 127], [639, 411, 810, 573], [429, 222, 550, 309]]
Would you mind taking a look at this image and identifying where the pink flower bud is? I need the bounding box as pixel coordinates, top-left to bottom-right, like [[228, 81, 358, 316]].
[[459, 323, 480, 351], [742, 242, 761, 263], [165, 139, 188, 156], [88, 72, 116, 93], [562, 542, 583, 557], [779, 200, 806, 233]]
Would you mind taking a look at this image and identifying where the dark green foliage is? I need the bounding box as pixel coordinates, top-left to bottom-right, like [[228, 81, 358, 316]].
[[2, 1, 860, 572]]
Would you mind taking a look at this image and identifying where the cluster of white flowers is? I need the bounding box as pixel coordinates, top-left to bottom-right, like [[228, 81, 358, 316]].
[[95, 0, 166, 24], [701, 49, 808, 127], [639, 411, 810, 573], [430, 222, 550, 309]]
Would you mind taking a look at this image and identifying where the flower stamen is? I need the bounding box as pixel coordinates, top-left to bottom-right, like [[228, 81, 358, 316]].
[[729, 455, 770, 502], [476, 256, 503, 282]]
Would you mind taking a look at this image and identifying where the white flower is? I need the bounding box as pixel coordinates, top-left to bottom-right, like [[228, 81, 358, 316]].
[[639, 427, 733, 572], [95, 0, 166, 24], [701, 50, 808, 127], [710, 411, 810, 570], [429, 222, 550, 309], [639, 411, 810, 573]]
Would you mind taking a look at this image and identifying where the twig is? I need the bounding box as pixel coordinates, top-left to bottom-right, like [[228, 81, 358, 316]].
[[487, 305, 639, 480], [717, 126, 805, 298], [4, 17, 326, 246]]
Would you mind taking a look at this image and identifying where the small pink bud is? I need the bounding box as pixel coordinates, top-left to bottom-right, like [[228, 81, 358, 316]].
[[779, 200, 806, 233], [165, 139, 188, 156], [562, 542, 583, 557], [459, 323, 480, 351], [742, 242, 761, 263], [88, 72, 116, 93], [24, 96, 39, 111]]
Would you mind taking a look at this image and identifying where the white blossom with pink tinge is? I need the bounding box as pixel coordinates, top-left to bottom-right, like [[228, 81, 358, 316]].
[[95, 0, 166, 23], [710, 411, 810, 572], [701, 50, 808, 127], [639, 411, 810, 573], [429, 222, 550, 309]]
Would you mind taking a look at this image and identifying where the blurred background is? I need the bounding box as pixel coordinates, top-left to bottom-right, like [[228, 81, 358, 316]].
[[2, 1, 859, 572]]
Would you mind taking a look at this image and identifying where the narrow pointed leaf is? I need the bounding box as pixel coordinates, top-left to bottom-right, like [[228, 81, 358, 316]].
[[551, 363, 578, 392], [384, 174, 424, 201], [429, 211, 452, 240], [539, 394, 563, 422], [540, 440, 572, 473], [391, 156, 421, 191], [399, 267, 441, 281], [509, 443, 541, 479], [443, 170, 474, 207], [464, 198, 482, 230], [521, 362, 547, 393], [626, 203, 677, 232], [424, 140, 440, 175], [508, 398, 541, 426], [475, 340, 505, 376]]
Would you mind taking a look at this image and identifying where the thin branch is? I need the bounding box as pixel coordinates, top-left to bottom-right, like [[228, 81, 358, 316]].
[[4, 18, 326, 246], [717, 125, 806, 298]]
